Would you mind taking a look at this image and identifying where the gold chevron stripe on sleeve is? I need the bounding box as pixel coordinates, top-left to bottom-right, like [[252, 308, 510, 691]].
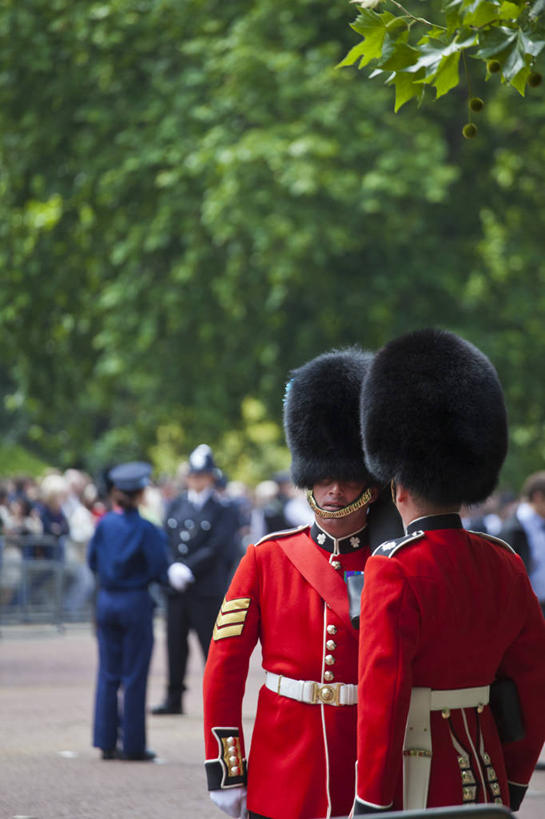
[[213, 597, 252, 641], [217, 610, 247, 627], [222, 597, 251, 613], [213, 623, 245, 640]]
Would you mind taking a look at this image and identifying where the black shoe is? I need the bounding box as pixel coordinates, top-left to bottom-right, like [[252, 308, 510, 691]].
[[101, 748, 121, 760], [151, 702, 182, 715], [122, 749, 156, 762]]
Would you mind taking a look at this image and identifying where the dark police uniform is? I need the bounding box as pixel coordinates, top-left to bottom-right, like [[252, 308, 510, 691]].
[[87, 462, 169, 759], [152, 445, 240, 715], [158, 487, 240, 712]]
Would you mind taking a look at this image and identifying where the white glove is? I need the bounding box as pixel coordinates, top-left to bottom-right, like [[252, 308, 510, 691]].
[[167, 562, 194, 592], [209, 787, 248, 818]]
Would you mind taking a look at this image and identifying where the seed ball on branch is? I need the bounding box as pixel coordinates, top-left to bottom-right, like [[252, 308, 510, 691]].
[[487, 60, 501, 74], [462, 123, 478, 139], [469, 97, 485, 112]]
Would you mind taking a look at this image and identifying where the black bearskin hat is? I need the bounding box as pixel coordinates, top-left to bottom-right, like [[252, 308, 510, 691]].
[[283, 347, 376, 489], [360, 328, 508, 506]]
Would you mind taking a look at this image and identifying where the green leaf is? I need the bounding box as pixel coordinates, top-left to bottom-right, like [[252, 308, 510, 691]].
[[463, 0, 502, 27], [510, 64, 531, 93], [348, 11, 390, 67], [517, 26, 545, 57], [407, 31, 476, 78], [337, 41, 369, 68], [387, 70, 422, 111], [502, 37, 527, 80], [498, 1, 523, 20], [378, 35, 419, 71], [433, 51, 462, 97], [474, 26, 517, 59], [529, 0, 545, 19]]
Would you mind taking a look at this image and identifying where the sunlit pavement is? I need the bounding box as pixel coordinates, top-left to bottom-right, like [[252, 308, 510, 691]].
[[0, 619, 544, 819]]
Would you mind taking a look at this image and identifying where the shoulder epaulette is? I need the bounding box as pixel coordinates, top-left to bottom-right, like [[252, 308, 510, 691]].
[[372, 530, 425, 558], [467, 530, 516, 555], [254, 524, 309, 548]]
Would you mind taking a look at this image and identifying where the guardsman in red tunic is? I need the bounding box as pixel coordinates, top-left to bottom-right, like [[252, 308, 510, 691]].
[[353, 328, 545, 815], [203, 348, 403, 819]]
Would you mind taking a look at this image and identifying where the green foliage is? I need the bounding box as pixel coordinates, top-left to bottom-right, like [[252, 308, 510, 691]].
[[0, 0, 544, 490], [0, 443, 50, 478], [216, 398, 291, 488], [342, 0, 545, 110]]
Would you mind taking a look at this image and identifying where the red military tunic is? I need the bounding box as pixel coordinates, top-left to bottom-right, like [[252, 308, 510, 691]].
[[355, 514, 545, 813], [203, 522, 371, 819]]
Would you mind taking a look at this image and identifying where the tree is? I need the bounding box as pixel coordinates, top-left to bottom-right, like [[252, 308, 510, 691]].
[[342, 0, 545, 119], [0, 0, 544, 489]]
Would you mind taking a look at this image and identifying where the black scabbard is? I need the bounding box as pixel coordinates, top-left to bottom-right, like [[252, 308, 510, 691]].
[[490, 677, 525, 743]]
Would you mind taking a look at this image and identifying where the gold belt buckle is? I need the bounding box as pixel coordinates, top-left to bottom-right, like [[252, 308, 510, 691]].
[[312, 682, 341, 705]]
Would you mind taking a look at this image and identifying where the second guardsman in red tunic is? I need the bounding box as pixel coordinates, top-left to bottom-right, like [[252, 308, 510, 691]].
[[203, 348, 403, 819], [353, 329, 545, 815]]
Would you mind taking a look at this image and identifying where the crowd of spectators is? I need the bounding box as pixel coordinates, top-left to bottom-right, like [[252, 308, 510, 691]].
[[0, 461, 538, 627], [0, 464, 313, 620]]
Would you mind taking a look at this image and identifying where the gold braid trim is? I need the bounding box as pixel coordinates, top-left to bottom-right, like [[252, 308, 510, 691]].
[[306, 487, 373, 519]]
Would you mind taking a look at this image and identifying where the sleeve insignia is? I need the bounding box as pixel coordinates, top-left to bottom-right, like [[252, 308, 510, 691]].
[[213, 597, 251, 640]]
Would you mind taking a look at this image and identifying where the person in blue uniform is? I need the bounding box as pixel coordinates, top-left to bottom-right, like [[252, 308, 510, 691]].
[[87, 461, 170, 761]]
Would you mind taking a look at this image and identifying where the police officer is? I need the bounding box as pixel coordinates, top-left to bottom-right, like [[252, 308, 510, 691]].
[[203, 349, 403, 819], [87, 461, 169, 761], [152, 444, 240, 715], [353, 329, 545, 814]]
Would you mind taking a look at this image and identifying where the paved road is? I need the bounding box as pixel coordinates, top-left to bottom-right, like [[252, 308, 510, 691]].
[[1, 620, 545, 819]]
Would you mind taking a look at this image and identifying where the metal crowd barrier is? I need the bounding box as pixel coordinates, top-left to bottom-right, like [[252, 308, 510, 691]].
[[0, 534, 67, 629]]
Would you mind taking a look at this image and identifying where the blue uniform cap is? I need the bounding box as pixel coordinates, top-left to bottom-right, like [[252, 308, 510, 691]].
[[108, 461, 152, 492]]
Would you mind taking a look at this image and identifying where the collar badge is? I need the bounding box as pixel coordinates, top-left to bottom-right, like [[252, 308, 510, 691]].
[[317, 532, 327, 545], [350, 536, 360, 549], [381, 540, 397, 551]]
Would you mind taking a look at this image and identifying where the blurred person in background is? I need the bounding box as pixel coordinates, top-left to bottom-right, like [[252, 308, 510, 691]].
[[87, 461, 170, 761], [203, 349, 403, 819], [152, 444, 241, 716], [248, 479, 280, 543], [61, 469, 97, 616], [225, 480, 253, 555], [500, 471, 545, 614], [263, 471, 314, 534], [38, 473, 70, 553], [6, 494, 43, 538], [0, 482, 26, 607]]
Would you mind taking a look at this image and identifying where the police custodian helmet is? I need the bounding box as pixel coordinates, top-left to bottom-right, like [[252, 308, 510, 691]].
[[283, 347, 375, 489], [359, 328, 508, 506]]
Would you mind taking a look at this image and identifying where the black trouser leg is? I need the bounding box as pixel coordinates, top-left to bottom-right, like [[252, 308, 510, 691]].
[[190, 594, 223, 661], [165, 593, 190, 705]]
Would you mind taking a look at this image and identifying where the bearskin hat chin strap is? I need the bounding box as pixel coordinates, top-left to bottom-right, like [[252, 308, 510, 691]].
[[306, 487, 374, 520]]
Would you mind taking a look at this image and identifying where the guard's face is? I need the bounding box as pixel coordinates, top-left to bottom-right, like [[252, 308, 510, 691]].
[[312, 478, 368, 513]]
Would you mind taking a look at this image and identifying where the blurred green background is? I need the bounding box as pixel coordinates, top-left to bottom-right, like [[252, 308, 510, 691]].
[[1, 0, 544, 489]]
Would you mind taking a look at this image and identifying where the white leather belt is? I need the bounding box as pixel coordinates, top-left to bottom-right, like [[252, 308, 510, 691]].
[[430, 685, 490, 711], [403, 685, 490, 811], [265, 671, 358, 706]]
